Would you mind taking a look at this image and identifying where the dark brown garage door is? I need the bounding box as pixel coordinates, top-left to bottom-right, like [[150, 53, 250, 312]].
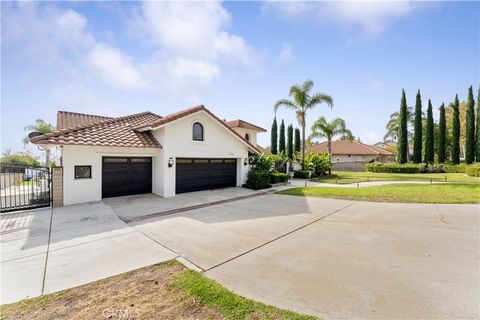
[[176, 158, 237, 194], [102, 157, 152, 198]]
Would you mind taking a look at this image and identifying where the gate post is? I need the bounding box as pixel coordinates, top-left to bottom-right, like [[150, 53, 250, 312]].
[[52, 167, 64, 207]]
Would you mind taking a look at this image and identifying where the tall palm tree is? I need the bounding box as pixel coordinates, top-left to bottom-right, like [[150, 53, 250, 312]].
[[274, 80, 333, 170], [384, 107, 414, 141], [23, 119, 56, 167], [309, 117, 351, 156]]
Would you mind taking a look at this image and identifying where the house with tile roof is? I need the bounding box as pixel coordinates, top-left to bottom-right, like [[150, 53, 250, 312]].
[[30, 105, 265, 205], [311, 140, 395, 171]]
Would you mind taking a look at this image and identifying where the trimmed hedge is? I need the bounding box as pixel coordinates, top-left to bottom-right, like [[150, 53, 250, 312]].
[[293, 170, 311, 179], [443, 164, 467, 173], [366, 163, 423, 174], [270, 172, 290, 184], [465, 164, 480, 177]]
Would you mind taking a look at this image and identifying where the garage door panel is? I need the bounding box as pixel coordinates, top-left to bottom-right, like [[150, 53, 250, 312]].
[[102, 157, 152, 198], [176, 158, 236, 194]]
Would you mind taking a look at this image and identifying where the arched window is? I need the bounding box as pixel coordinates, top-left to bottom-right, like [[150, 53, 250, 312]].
[[245, 133, 250, 142], [192, 122, 204, 141]]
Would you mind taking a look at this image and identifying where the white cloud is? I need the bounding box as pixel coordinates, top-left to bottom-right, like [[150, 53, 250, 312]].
[[263, 1, 415, 38], [135, 0, 261, 90], [2, 2, 94, 62], [276, 42, 294, 63], [88, 43, 148, 91]]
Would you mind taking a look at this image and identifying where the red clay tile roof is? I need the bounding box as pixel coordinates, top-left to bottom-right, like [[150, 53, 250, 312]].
[[136, 105, 260, 153], [31, 112, 162, 148], [57, 111, 114, 130], [225, 119, 266, 132], [311, 140, 394, 156]]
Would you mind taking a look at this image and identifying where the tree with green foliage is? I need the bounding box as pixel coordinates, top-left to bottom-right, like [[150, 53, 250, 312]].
[[424, 99, 434, 163], [438, 103, 446, 163], [309, 116, 352, 157], [274, 80, 333, 170], [287, 124, 293, 160], [294, 128, 301, 152], [23, 119, 56, 166], [413, 90, 423, 163], [397, 89, 409, 164], [279, 119, 286, 154], [451, 95, 461, 164], [384, 106, 414, 142], [476, 86, 480, 162], [270, 117, 278, 155], [0, 152, 41, 167], [465, 86, 475, 164]]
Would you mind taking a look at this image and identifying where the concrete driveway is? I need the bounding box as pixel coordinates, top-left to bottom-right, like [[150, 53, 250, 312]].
[[1, 191, 479, 319]]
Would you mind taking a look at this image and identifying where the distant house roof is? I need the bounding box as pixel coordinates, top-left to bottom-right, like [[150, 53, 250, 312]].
[[225, 119, 266, 132], [31, 105, 260, 152], [311, 140, 394, 156]]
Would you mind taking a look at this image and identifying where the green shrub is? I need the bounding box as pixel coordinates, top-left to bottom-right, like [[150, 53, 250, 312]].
[[293, 170, 311, 179], [270, 172, 290, 184], [443, 164, 467, 173], [304, 151, 331, 176], [465, 164, 480, 177], [245, 154, 273, 190], [366, 163, 423, 174]]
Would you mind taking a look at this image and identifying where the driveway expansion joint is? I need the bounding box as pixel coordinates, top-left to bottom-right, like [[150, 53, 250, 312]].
[[204, 202, 354, 272], [120, 192, 270, 223]]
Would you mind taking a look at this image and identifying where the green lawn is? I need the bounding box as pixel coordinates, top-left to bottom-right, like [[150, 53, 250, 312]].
[[311, 171, 480, 184], [277, 183, 480, 204]]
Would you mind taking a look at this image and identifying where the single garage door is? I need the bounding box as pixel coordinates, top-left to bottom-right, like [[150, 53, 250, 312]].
[[102, 157, 152, 198], [176, 158, 237, 194]]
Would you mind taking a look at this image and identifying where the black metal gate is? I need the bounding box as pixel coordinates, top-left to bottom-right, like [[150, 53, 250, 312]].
[[0, 166, 51, 213]]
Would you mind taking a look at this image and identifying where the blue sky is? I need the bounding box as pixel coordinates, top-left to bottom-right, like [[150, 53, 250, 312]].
[[2, 1, 479, 154]]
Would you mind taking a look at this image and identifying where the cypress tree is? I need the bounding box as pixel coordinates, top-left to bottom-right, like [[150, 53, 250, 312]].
[[294, 128, 301, 153], [452, 95, 460, 164], [287, 124, 293, 160], [476, 86, 480, 162], [397, 89, 408, 164], [424, 99, 434, 163], [271, 117, 278, 155], [413, 90, 423, 163], [279, 119, 286, 154], [465, 86, 475, 164], [438, 103, 446, 163]]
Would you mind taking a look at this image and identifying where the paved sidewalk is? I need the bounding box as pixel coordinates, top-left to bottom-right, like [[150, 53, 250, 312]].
[[1, 202, 177, 304]]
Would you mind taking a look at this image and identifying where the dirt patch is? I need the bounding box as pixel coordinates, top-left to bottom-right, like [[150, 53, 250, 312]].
[[1, 261, 222, 320]]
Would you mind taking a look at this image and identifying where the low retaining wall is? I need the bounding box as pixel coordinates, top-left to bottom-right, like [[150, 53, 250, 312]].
[[332, 162, 367, 172]]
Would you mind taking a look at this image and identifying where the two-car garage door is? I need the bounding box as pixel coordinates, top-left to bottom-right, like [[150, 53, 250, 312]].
[[102, 156, 237, 198], [176, 158, 237, 194]]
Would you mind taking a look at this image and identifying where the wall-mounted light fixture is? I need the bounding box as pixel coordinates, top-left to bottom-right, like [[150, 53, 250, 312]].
[[168, 157, 174, 167], [243, 158, 248, 166]]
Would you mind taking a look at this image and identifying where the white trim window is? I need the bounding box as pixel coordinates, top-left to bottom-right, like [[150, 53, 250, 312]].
[[192, 122, 204, 141]]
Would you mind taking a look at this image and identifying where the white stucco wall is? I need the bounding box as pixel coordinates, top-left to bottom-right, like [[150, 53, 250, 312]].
[[60, 111, 254, 205], [62, 145, 160, 205], [332, 154, 378, 163], [152, 111, 251, 197]]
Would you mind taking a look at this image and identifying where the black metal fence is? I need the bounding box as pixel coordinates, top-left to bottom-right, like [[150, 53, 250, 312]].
[[0, 165, 51, 213]]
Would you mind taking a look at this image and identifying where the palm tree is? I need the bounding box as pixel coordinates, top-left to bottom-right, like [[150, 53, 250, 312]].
[[274, 80, 333, 170], [23, 119, 56, 167], [309, 117, 351, 156], [384, 106, 414, 141]]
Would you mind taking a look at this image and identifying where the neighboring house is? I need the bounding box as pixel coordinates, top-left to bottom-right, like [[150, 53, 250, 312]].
[[374, 140, 396, 149], [311, 140, 395, 171], [31, 105, 263, 206]]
